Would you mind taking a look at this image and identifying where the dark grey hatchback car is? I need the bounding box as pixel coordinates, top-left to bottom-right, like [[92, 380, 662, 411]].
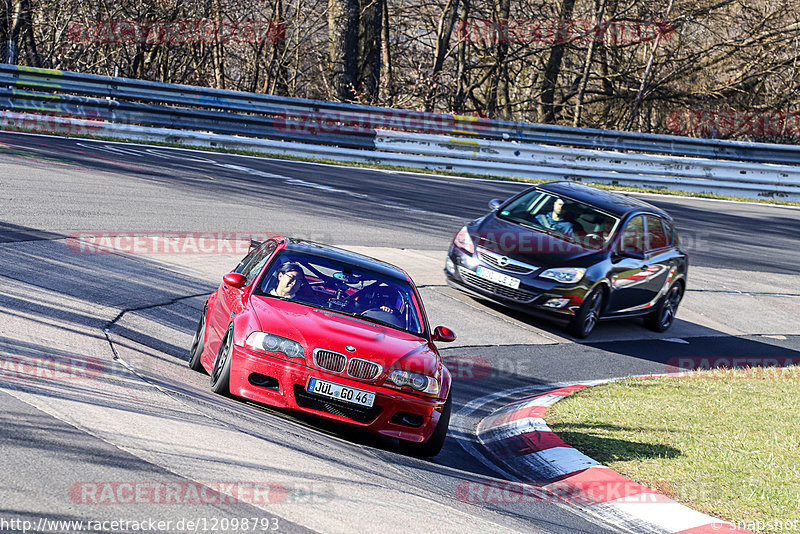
[[445, 182, 688, 338]]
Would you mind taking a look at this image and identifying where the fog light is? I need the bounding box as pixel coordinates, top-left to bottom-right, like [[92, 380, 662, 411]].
[[445, 258, 455, 274], [543, 298, 570, 308]]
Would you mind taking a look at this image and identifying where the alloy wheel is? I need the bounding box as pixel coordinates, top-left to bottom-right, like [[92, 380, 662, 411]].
[[212, 334, 231, 386]]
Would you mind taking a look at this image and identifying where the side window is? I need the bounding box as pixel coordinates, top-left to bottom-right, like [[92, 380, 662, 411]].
[[621, 216, 645, 254], [239, 240, 278, 285], [646, 216, 670, 251]]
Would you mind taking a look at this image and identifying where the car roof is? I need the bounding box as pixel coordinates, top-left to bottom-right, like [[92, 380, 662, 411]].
[[282, 239, 410, 281], [536, 181, 671, 220]]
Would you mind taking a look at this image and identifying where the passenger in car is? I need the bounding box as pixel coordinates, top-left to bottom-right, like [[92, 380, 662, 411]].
[[269, 262, 323, 305], [270, 262, 307, 298]]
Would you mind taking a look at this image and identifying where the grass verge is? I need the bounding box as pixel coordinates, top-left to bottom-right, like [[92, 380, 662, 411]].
[[544, 368, 800, 532], [2, 127, 799, 207]]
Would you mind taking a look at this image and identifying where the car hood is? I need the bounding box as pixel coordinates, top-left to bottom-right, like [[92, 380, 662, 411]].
[[471, 214, 601, 267], [249, 296, 438, 374]]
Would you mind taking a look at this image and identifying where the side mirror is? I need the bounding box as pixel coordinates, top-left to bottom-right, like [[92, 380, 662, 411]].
[[488, 199, 503, 210], [223, 272, 247, 289], [432, 326, 456, 343]]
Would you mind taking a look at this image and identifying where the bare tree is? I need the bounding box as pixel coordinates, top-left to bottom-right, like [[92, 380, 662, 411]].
[[538, 0, 577, 122], [328, 0, 359, 100]]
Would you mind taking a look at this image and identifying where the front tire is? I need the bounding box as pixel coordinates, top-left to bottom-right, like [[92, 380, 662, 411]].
[[402, 394, 452, 458], [645, 282, 684, 332], [188, 305, 208, 373], [568, 287, 605, 339], [210, 327, 233, 395]]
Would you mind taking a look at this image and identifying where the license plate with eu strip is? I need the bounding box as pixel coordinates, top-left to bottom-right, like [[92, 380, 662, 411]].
[[307, 378, 375, 408], [476, 266, 521, 289]]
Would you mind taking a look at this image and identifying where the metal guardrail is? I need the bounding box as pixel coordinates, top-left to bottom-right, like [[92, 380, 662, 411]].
[[1, 65, 799, 201]]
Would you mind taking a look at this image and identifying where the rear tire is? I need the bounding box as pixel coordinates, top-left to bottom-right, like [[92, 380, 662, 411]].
[[401, 394, 452, 458], [645, 282, 684, 332], [568, 287, 604, 339], [210, 327, 233, 395], [188, 305, 208, 373]]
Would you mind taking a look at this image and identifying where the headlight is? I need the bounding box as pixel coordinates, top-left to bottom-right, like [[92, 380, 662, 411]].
[[539, 267, 586, 284], [453, 226, 475, 254], [245, 332, 304, 360], [387, 370, 440, 395]]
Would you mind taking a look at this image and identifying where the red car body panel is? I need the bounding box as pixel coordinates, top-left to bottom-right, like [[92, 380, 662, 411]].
[[196, 237, 452, 444]]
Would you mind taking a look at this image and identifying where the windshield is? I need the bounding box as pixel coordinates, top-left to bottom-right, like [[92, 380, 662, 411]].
[[497, 190, 620, 250], [254, 251, 426, 336]]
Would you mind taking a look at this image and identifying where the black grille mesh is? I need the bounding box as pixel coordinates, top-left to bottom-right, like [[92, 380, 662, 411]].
[[293, 385, 382, 423], [460, 270, 538, 302]]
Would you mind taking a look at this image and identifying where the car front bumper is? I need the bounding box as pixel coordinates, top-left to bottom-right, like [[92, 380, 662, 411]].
[[445, 246, 592, 320], [228, 344, 446, 444]]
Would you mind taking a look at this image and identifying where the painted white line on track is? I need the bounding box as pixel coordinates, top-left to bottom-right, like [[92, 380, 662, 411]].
[[73, 141, 433, 216], [7, 130, 798, 210]]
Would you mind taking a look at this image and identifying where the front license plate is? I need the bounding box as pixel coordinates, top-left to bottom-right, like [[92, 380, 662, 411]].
[[307, 378, 375, 408], [476, 266, 521, 289]]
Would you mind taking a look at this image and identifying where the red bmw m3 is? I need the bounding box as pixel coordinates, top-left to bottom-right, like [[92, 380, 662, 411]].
[[188, 237, 456, 457]]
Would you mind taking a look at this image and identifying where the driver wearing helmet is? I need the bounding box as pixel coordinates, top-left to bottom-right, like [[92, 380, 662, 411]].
[[355, 283, 407, 329], [366, 284, 405, 317]]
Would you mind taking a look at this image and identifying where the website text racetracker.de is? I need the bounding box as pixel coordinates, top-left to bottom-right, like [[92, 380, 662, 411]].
[[65, 232, 335, 255], [0, 516, 280, 533]]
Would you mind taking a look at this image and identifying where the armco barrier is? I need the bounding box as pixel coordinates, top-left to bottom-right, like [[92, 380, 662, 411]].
[[1, 65, 800, 200]]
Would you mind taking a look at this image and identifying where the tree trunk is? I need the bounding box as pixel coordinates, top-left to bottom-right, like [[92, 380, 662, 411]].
[[211, 0, 225, 89], [486, 0, 511, 119], [358, 0, 382, 103], [424, 0, 460, 111], [626, 0, 676, 130], [329, 0, 359, 101], [379, 0, 392, 104], [573, 0, 607, 127], [264, 0, 288, 95], [453, 0, 471, 113], [538, 0, 577, 123]]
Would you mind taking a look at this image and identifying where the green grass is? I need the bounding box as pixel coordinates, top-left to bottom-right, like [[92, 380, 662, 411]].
[[545, 369, 800, 532], [2, 125, 799, 207]]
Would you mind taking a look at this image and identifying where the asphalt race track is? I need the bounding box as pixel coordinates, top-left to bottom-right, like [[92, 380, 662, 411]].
[[1, 131, 799, 534]]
